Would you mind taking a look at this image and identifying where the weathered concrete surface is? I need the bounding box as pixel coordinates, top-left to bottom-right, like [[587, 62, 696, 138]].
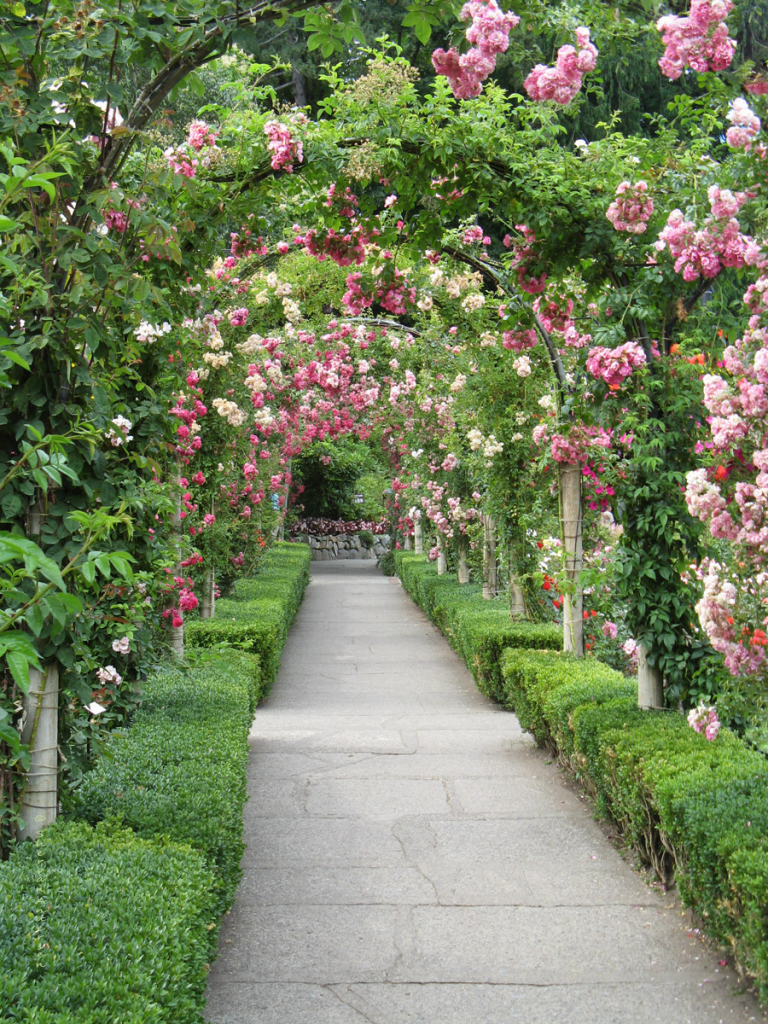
[[206, 562, 766, 1024]]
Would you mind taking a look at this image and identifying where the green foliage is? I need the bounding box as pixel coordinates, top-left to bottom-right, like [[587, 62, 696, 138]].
[[74, 652, 259, 914], [353, 472, 389, 520], [186, 542, 310, 694], [610, 359, 717, 705], [0, 820, 216, 1023], [499, 648, 634, 751], [396, 552, 561, 698], [6, 540, 312, 1020], [293, 438, 385, 519]]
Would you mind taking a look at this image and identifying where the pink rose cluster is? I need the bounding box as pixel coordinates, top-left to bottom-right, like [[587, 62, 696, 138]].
[[463, 224, 490, 245], [104, 205, 129, 233], [656, 0, 735, 80], [343, 268, 416, 316], [687, 701, 721, 741], [264, 119, 303, 173], [586, 342, 646, 389], [547, 424, 612, 467], [523, 27, 598, 106], [606, 181, 654, 234], [165, 146, 197, 178], [432, 0, 519, 100], [228, 307, 249, 327], [188, 120, 218, 151], [502, 328, 537, 351], [503, 224, 547, 294], [656, 187, 764, 282], [532, 292, 592, 350], [726, 98, 763, 153]]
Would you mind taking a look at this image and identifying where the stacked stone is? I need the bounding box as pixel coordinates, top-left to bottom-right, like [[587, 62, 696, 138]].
[[300, 534, 391, 561]]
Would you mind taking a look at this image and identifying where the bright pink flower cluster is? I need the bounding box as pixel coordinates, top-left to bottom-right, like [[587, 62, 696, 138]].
[[463, 225, 488, 245], [104, 205, 129, 233], [726, 98, 762, 151], [432, 0, 519, 100], [687, 701, 721, 740], [524, 27, 598, 105], [586, 342, 646, 389], [606, 181, 654, 234], [302, 225, 370, 267], [343, 269, 416, 316], [187, 120, 218, 151], [228, 307, 249, 327], [656, 189, 764, 282], [503, 224, 547, 293], [264, 120, 303, 173], [502, 328, 537, 351], [656, 0, 735, 80], [165, 146, 198, 178]]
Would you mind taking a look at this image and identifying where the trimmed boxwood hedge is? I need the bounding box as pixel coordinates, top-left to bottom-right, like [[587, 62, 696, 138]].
[[74, 652, 259, 915], [395, 552, 561, 698], [0, 543, 311, 1023], [0, 821, 216, 1023], [396, 553, 768, 1005], [186, 541, 311, 693]]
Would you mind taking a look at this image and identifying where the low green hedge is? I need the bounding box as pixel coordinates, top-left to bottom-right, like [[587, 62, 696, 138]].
[[395, 552, 561, 698], [186, 541, 310, 693], [1, 543, 311, 1023], [396, 554, 768, 1003], [74, 652, 259, 915], [0, 820, 216, 1023]]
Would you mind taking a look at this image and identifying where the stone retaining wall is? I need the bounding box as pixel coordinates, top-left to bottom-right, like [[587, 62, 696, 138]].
[[299, 533, 391, 561]]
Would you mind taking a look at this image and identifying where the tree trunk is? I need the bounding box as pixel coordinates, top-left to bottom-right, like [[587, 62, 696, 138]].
[[637, 643, 664, 708], [18, 663, 59, 840], [482, 514, 497, 600], [560, 464, 584, 656], [200, 565, 215, 620], [457, 535, 470, 584], [437, 535, 447, 576], [414, 522, 423, 554]]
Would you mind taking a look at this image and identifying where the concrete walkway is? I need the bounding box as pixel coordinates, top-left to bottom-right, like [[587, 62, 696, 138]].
[[206, 562, 765, 1024]]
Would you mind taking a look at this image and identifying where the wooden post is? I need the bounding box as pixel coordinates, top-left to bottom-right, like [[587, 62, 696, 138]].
[[414, 522, 423, 554], [560, 463, 584, 656], [437, 534, 447, 575], [482, 514, 497, 600], [18, 663, 59, 839], [457, 535, 470, 584], [637, 643, 664, 708], [200, 565, 215, 620]]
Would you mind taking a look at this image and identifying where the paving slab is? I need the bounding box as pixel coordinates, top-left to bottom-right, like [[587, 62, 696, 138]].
[[206, 560, 767, 1024]]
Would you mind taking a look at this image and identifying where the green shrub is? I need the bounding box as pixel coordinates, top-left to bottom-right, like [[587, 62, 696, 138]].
[[1, 541, 313, 1024], [500, 648, 632, 749], [0, 820, 216, 1023], [729, 846, 768, 1003], [74, 652, 258, 914], [187, 541, 310, 693], [395, 552, 561, 698], [670, 774, 768, 943]]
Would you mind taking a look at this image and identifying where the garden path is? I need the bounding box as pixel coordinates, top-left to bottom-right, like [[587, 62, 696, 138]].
[[205, 561, 765, 1024]]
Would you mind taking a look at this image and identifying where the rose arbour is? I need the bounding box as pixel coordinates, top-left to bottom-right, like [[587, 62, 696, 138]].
[[6, 4, 768, 998]]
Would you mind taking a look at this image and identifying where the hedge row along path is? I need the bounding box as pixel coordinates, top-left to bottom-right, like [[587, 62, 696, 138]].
[[205, 562, 764, 1024]]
